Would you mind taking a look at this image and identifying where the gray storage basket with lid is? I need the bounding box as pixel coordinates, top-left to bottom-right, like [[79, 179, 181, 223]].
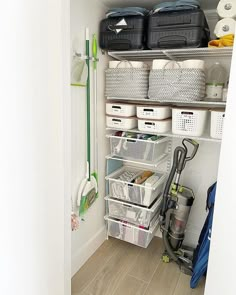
[[105, 60, 149, 99], [148, 61, 206, 102]]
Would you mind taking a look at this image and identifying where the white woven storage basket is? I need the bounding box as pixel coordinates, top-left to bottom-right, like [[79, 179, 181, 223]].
[[105, 61, 149, 99], [148, 68, 206, 102]]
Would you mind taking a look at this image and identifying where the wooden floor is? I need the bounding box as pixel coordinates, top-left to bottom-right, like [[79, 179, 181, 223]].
[[72, 237, 205, 295]]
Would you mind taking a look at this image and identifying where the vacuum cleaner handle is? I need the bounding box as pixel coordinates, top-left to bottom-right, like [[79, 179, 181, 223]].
[[182, 138, 199, 162]]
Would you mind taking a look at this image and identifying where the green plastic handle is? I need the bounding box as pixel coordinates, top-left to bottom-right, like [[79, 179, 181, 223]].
[[92, 34, 97, 70]]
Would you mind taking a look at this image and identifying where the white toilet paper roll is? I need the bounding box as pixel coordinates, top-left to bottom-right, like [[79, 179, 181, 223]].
[[214, 18, 236, 37], [182, 60, 205, 70], [217, 0, 236, 19], [109, 61, 145, 69]]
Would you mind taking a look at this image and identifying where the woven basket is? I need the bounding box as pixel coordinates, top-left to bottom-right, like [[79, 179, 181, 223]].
[[105, 67, 149, 99], [148, 68, 206, 102]]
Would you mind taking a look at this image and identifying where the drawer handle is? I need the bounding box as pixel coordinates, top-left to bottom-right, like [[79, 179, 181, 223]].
[[122, 204, 132, 208], [145, 122, 155, 126], [181, 111, 193, 115], [112, 106, 121, 109]]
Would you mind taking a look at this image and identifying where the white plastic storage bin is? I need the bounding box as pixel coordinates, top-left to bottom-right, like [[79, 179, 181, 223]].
[[137, 105, 171, 120], [106, 166, 167, 207], [106, 115, 137, 130], [172, 107, 208, 137], [108, 134, 169, 163], [105, 195, 162, 227], [210, 109, 225, 139], [138, 118, 172, 133], [106, 102, 136, 117], [105, 216, 160, 248]]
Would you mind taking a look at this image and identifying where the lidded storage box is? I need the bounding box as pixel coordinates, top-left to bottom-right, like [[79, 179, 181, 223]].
[[210, 109, 225, 139], [138, 118, 172, 133], [108, 133, 170, 163], [137, 105, 171, 120], [106, 102, 136, 117], [106, 115, 137, 130], [172, 107, 208, 136]]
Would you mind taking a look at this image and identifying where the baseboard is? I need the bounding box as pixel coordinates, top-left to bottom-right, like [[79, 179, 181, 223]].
[[71, 226, 106, 277]]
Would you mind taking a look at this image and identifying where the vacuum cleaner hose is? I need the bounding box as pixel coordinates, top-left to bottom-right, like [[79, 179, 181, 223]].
[[160, 147, 186, 219], [163, 230, 180, 264]]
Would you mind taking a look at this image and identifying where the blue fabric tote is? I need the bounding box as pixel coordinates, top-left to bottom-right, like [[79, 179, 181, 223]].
[[190, 182, 217, 288]]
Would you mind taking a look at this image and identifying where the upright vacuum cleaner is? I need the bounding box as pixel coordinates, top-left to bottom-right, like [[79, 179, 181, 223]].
[[160, 138, 199, 275]]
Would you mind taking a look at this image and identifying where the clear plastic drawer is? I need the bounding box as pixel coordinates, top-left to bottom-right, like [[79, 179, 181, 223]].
[[105, 195, 162, 227], [105, 216, 160, 248], [106, 166, 167, 207], [108, 134, 169, 163]]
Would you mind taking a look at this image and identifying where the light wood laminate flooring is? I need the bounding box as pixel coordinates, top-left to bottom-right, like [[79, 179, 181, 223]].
[[72, 237, 205, 295]]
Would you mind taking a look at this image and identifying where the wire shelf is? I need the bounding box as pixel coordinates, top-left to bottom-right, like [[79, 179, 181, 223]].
[[107, 97, 226, 108], [108, 47, 233, 61], [106, 127, 221, 143]]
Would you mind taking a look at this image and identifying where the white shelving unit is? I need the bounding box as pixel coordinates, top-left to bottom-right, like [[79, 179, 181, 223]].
[[105, 46, 229, 248]]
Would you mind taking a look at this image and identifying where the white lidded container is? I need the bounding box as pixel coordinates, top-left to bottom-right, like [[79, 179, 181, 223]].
[[172, 107, 208, 137], [138, 118, 172, 133], [105, 195, 162, 227], [105, 215, 160, 248], [108, 134, 169, 163], [210, 108, 225, 139], [106, 102, 136, 117], [106, 166, 167, 207], [106, 115, 137, 130], [137, 105, 171, 120]]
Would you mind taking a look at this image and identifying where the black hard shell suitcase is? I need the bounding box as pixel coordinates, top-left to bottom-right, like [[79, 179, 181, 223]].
[[99, 16, 146, 50], [147, 9, 210, 49]]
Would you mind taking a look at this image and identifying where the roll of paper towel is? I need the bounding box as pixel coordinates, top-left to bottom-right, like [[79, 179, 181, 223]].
[[214, 18, 236, 37], [217, 0, 236, 19]]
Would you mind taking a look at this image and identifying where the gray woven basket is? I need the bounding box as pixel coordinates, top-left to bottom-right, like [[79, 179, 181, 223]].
[[148, 69, 206, 101], [105, 68, 149, 99]]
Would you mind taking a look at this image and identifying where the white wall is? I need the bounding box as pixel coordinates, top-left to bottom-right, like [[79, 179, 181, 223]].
[[205, 39, 236, 295], [70, 0, 108, 276], [0, 1, 70, 295]]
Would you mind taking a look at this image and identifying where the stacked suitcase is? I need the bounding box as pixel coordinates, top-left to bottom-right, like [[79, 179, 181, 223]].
[[147, 9, 210, 49]]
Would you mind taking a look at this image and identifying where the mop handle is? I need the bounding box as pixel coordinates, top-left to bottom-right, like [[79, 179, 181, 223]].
[[86, 28, 91, 180]]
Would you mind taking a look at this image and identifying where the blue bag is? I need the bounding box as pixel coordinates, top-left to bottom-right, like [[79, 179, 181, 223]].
[[190, 182, 217, 288]]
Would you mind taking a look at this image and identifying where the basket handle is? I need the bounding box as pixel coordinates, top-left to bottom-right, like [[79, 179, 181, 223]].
[[162, 61, 182, 85], [116, 60, 134, 69], [115, 60, 148, 69]]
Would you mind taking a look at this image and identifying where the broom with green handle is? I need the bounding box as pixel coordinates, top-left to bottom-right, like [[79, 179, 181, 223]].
[[91, 34, 99, 197], [77, 28, 97, 215]]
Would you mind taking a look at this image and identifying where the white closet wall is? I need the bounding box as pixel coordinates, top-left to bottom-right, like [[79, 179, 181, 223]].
[[70, 0, 109, 276]]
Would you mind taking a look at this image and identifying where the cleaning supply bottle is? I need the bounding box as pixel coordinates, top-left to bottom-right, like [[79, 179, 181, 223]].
[[206, 62, 227, 101]]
